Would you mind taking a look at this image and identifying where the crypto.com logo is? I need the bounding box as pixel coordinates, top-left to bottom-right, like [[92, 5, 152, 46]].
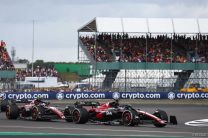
[[168, 92, 175, 100], [56, 92, 64, 100], [0, 92, 6, 100], [112, 92, 120, 100]]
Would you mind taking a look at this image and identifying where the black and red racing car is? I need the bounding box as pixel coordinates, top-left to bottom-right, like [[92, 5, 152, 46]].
[[64, 100, 177, 127], [5, 98, 65, 121]]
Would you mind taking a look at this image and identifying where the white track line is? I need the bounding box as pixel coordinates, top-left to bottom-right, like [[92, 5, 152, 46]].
[[0, 132, 184, 138], [0, 125, 192, 135], [185, 119, 208, 127]]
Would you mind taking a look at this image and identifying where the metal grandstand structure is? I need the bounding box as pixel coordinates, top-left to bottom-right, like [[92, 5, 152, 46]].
[[78, 17, 208, 92]]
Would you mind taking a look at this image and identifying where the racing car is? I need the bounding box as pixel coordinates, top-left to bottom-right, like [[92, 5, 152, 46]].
[[5, 98, 65, 121], [64, 100, 177, 127]]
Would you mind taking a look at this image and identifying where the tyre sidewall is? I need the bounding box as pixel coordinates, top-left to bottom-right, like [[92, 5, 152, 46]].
[[72, 108, 88, 124], [6, 104, 19, 119]]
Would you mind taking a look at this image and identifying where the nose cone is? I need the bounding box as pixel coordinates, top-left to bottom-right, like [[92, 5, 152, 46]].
[[160, 120, 167, 124]]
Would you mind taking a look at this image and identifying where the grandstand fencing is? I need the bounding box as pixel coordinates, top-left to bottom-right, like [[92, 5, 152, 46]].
[[81, 69, 208, 92]]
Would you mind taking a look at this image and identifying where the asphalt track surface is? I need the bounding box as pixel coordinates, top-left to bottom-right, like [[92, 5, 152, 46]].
[[0, 103, 207, 138]]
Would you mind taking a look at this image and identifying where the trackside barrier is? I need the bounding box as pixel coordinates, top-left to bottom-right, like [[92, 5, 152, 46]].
[[0, 92, 208, 100]]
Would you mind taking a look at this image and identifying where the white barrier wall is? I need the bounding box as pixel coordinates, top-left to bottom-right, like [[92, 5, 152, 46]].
[[20, 77, 60, 88]]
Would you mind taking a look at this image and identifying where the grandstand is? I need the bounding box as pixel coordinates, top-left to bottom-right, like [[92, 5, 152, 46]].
[[0, 40, 15, 91], [78, 17, 208, 92]]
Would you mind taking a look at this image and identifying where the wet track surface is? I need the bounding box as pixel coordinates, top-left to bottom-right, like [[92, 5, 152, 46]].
[[0, 104, 207, 138]]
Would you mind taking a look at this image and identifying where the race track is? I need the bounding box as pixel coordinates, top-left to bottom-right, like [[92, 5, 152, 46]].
[[0, 104, 207, 138]]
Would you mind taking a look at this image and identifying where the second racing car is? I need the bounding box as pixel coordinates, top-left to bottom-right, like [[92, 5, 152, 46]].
[[64, 100, 177, 127], [6, 98, 65, 121]]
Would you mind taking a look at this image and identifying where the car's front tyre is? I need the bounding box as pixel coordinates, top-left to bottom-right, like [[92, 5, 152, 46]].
[[72, 108, 88, 124]]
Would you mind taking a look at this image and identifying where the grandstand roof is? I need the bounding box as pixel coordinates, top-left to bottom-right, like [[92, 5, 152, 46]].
[[78, 17, 208, 34]]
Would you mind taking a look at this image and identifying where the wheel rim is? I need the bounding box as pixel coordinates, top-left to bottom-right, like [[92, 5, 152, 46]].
[[21, 108, 27, 118], [73, 110, 80, 123], [123, 112, 132, 125], [32, 108, 38, 120]]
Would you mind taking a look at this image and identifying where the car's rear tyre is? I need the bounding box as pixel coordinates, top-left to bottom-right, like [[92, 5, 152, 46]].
[[153, 110, 168, 127], [1, 100, 9, 112], [31, 106, 45, 121], [122, 110, 139, 126], [72, 108, 88, 124], [6, 104, 19, 119]]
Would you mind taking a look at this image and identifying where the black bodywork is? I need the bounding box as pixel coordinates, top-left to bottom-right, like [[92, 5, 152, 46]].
[[5, 99, 65, 121], [64, 101, 177, 127]]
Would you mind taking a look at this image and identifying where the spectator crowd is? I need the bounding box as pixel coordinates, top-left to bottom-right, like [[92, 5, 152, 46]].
[[1, 84, 103, 93], [0, 40, 15, 70], [16, 66, 59, 81], [80, 34, 208, 63]]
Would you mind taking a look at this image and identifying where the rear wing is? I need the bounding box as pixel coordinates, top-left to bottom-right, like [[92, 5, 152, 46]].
[[74, 101, 100, 107], [15, 99, 32, 103], [1, 99, 32, 112], [7, 99, 32, 104]]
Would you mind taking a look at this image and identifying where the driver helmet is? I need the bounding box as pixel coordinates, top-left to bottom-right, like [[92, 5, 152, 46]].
[[35, 96, 42, 103]]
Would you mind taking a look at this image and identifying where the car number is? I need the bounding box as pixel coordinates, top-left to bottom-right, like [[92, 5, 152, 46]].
[[106, 111, 112, 115]]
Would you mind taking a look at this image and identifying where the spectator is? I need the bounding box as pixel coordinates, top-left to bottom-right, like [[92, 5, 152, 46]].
[[16, 66, 59, 81], [80, 34, 208, 63], [0, 40, 15, 70]]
